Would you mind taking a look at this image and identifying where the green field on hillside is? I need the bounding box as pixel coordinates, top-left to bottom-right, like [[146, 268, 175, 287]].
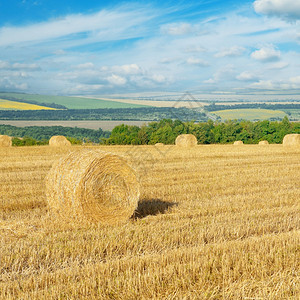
[[0, 93, 149, 109], [212, 108, 287, 121]]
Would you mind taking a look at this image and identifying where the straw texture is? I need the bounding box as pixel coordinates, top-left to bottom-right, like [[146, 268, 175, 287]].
[[49, 135, 71, 147], [234, 141, 244, 145], [0, 135, 12, 147], [175, 134, 197, 147], [282, 134, 300, 146], [45, 150, 140, 225]]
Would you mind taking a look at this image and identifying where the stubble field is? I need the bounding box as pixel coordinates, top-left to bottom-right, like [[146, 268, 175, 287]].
[[0, 144, 299, 299]]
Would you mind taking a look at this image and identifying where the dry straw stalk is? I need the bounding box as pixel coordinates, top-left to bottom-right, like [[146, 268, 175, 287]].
[[46, 150, 140, 225], [282, 134, 300, 146], [175, 134, 197, 147], [49, 135, 71, 147], [0, 135, 12, 147]]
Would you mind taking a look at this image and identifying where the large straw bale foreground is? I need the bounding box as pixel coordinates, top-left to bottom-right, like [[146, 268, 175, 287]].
[[0, 135, 12, 147], [282, 134, 300, 146], [46, 150, 140, 224], [234, 141, 244, 145], [49, 135, 71, 147], [175, 134, 197, 147]]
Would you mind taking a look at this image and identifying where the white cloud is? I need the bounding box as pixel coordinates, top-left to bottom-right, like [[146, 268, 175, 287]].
[[236, 71, 258, 81], [107, 74, 127, 85], [12, 63, 40, 71], [0, 77, 29, 91], [254, 0, 300, 21], [0, 6, 154, 47], [268, 61, 289, 69], [251, 45, 281, 62], [161, 23, 193, 35], [250, 80, 275, 89], [151, 74, 166, 83], [111, 64, 142, 75], [76, 62, 95, 69], [186, 57, 209, 66], [215, 46, 246, 57], [0, 60, 10, 69]]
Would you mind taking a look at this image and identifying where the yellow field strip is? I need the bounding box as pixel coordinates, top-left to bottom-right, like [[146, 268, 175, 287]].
[[0, 99, 56, 110]]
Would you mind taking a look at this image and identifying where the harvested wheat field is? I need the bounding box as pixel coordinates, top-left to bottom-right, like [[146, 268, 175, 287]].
[[0, 145, 299, 299]]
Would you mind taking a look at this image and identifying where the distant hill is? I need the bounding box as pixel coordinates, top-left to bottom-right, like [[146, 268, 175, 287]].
[[0, 92, 149, 109]]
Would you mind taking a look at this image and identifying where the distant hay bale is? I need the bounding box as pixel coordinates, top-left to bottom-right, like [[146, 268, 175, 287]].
[[283, 134, 300, 146], [233, 141, 243, 145], [0, 135, 12, 147], [46, 150, 140, 225], [175, 134, 197, 147], [155, 143, 164, 146], [49, 135, 71, 147], [259, 140, 269, 145]]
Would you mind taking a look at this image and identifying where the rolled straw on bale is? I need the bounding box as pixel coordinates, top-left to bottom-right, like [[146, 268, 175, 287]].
[[0, 135, 12, 147], [46, 150, 140, 225], [282, 134, 300, 146], [175, 134, 197, 147], [233, 141, 243, 145], [49, 135, 71, 147], [258, 140, 269, 145]]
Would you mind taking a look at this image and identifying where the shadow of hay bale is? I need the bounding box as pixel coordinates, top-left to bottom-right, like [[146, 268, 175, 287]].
[[133, 199, 178, 219]]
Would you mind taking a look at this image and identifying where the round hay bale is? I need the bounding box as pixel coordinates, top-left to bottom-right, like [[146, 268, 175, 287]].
[[46, 150, 140, 225], [258, 140, 269, 145], [49, 135, 71, 147], [0, 135, 12, 147], [233, 141, 243, 145], [155, 143, 164, 146], [175, 134, 197, 147], [283, 134, 300, 146]]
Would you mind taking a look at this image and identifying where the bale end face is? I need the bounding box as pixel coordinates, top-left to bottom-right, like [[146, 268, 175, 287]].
[[0, 135, 12, 147], [49, 135, 71, 147], [46, 150, 140, 225], [175, 134, 197, 148], [283, 134, 300, 146]]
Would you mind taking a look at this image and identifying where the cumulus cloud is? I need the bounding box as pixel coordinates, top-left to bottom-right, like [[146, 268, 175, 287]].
[[236, 71, 258, 81], [111, 64, 142, 75], [250, 80, 275, 89], [251, 45, 281, 62], [0, 60, 10, 69], [0, 60, 41, 71], [186, 57, 209, 66], [107, 74, 127, 85], [0, 77, 28, 91], [151, 74, 166, 83], [161, 23, 193, 35], [76, 62, 95, 69], [215, 46, 246, 58], [254, 0, 300, 21]]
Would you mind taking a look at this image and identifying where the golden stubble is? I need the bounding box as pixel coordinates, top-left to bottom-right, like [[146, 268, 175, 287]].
[[0, 144, 299, 299]]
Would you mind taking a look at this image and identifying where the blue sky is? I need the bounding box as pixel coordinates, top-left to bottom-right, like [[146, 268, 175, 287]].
[[0, 0, 299, 95]]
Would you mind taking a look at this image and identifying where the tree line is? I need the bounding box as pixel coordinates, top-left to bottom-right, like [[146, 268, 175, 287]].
[[205, 103, 300, 111], [104, 116, 299, 145], [0, 117, 299, 146], [0, 107, 208, 121], [0, 125, 110, 145]]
